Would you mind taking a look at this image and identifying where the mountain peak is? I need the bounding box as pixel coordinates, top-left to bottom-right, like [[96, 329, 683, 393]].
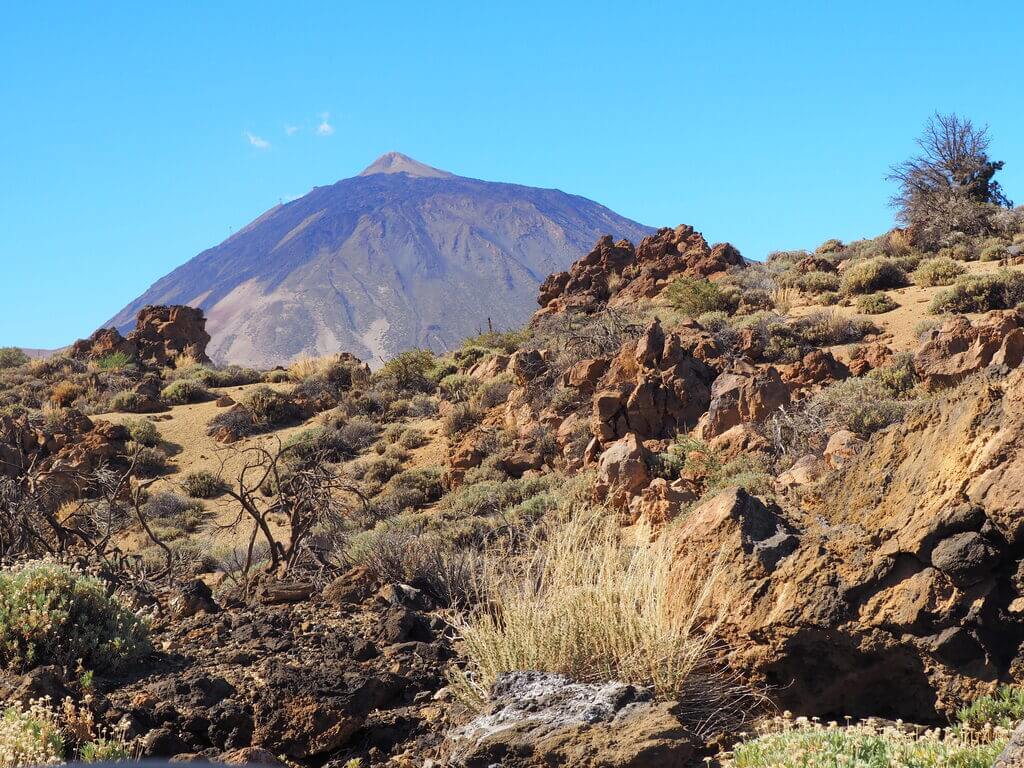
[[358, 152, 453, 179]]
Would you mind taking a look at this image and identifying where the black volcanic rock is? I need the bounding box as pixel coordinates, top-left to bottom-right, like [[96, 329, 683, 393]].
[[109, 153, 652, 367]]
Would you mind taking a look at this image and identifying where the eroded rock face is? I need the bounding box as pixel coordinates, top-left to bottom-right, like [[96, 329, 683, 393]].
[[914, 310, 1024, 390], [447, 672, 696, 768], [679, 368, 1024, 721], [591, 320, 718, 444], [699, 363, 790, 439], [72, 305, 211, 367]]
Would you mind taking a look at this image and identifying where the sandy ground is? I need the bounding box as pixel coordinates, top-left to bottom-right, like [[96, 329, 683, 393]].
[[790, 259, 1020, 353], [97, 381, 447, 551]]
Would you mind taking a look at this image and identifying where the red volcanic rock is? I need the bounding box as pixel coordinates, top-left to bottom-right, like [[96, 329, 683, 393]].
[[72, 305, 211, 368], [914, 310, 1024, 390], [590, 319, 719, 444], [699, 362, 790, 439], [536, 225, 744, 317]]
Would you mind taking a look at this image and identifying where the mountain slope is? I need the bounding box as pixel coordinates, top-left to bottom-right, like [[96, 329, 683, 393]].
[[109, 153, 653, 367]]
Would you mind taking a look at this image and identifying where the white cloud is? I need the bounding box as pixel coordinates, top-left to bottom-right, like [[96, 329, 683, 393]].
[[245, 131, 271, 150], [285, 124, 299, 136], [316, 112, 334, 136]]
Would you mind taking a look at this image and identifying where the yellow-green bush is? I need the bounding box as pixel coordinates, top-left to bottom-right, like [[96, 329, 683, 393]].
[[914, 256, 966, 287], [840, 257, 908, 295], [0, 562, 150, 673]]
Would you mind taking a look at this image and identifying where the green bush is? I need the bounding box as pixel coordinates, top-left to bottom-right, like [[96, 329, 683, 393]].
[[398, 427, 429, 449], [856, 293, 899, 314], [474, 374, 515, 410], [663, 276, 731, 316], [108, 390, 142, 413], [796, 271, 841, 294], [980, 242, 1010, 262], [957, 685, 1024, 730], [443, 403, 484, 437], [439, 374, 480, 403], [161, 379, 210, 405], [375, 349, 438, 393], [0, 348, 29, 370], [729, 716, 1003, 768], [914, 256, 966, 287], [240, 385, 297, 426], [929, 271, 1024, 314], [840, 257, 908, 295], [0, 561, 150, 672], [95, 351, 133, 370], [181, 470, 223, 499], [123, 418, 160, 447]]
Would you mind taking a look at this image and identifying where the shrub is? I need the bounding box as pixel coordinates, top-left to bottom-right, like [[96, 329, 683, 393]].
[[929, 271, 1024, 314], [727, 714, 1005, 768], [49, 381, 82, 408], [957, 685, 1024, 730], [207, 407, 256, 439], [0, 348, 29, 370], [448, 514, 732, 714], [856, 293, 899, 314], [348, 526, 480, 607], [914, 256, 966, 287], [0, 561, 150, 672], [397, 427, 429, 449], [793, 310, 876, 346], [123, 418, 160, 446], [240, 385, 297, 426], [438, 374, 479, 403], [0, 701, 65, 767], [796, 270, 840, 294], [812, 376, 911, 435], [126, 442, 168, 476], [840, 257, 908, 295], [474, 374, 515, 410], [385, 467, 444, 507], [161, 379, 209, 405], [264, 369, 291, 384], [181, 470, 223, 499], [144, 491, 204, 533], [376, 349, 437, 393], [981, 242, 1010, 262], [108, 390, 142, 413], [182, 365, 263, 388], [95, 351, 133, 370], [663, 276, 731, 316], [443, 403, 483, 437]]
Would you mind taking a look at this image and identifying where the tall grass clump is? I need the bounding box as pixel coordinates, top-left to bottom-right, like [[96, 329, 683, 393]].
[[448, 514, 730, 712], [0, 562, 150, 673]]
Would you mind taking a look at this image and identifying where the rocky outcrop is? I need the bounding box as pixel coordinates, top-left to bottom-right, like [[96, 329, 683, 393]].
[[0, 410, 129, 500], [591, 320, 719, 444], [678, 368, 1024, 721], [699, 362, 790, 439], [536, 225, 743, 317], [72, 305, 211, 368], [447, 672, 697, 768], [914, 310, 1024, 390]]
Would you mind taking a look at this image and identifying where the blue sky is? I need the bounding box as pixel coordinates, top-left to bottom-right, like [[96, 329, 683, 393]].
[[2, 1, 1023, 348]]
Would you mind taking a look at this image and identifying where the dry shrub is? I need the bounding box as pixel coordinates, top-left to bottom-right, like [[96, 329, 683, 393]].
[[448, 513, 740, 724], [914, 256, 965, 287], [840, 257, 908, 295]]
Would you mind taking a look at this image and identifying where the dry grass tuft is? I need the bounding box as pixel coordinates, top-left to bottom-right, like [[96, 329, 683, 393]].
[[448, 512, 747, 732]]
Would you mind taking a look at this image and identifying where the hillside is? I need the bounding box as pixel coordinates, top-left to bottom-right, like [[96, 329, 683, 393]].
[[107, 153, 652, 367]]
